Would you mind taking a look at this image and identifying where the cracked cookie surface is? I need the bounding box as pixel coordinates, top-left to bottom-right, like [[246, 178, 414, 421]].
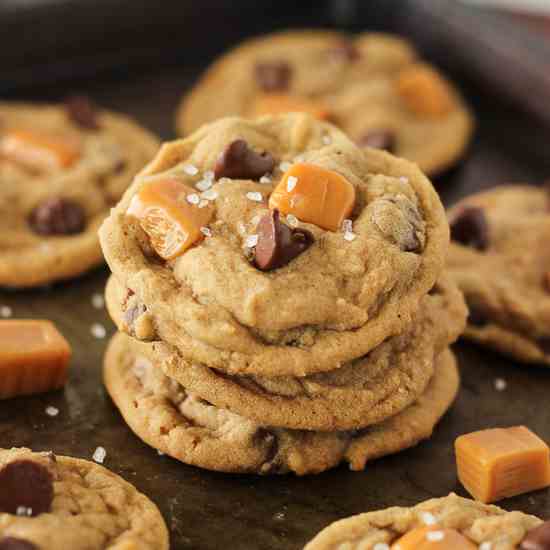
[[0, 101, 159, 287], [304, 493, 541, 550], [103, 331, 459, 475], [0, 447, 168, 549], [99, 114, 448, 377], [176, 30, 474, 176], [447, 185, 550, 366], [106, 273, 466, 431]]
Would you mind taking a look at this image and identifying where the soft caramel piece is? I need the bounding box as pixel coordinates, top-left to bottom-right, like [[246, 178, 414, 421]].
[[269, 163, 356, 231], [397, 64, 454, 117], [455, 426, 550, 503], [127, 179, 214, 260], [391, 526, 476, 549], [253, 93, 330, 120], [0, 320, 71, 399], [0, 129, 81, 171]]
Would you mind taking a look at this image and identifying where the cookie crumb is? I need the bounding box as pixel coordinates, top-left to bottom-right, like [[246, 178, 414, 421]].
[[93, 446, 107, 464], [91, 323, 107, 339], [91, 293, 105, 309], [183, 164, 199, 176], [426, 530, 444, 542], [286, 176, 298, 192], [200, 227, 212, 237], [186, 193, 200, 205], [45, 406, 59, 417], [260, 175, 272, 184], [344, 231, 357, 242], [196, 179, 213, 192], [246, 191, 263, 202], [421, 512, 437, 525], [0, 305, 12, 318], [279, 161, 292, 172], [494, 378, 507, 391], [245, 235, 259, 248]]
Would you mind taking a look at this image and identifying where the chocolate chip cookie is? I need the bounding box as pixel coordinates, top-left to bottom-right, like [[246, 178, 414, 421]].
[[105, 273, 466, 431], [0, 447, 169, 549], [176, 30, 474, 177], [0, 99, 159, 287], [304, 493, 542, 550], [447, 185, 550, 366], [99, 113, 448, 377], [104, 331, 460, 475]]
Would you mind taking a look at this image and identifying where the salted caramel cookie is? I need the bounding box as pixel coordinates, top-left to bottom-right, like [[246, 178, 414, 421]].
[[0, 99, 159, 287], [304, 493, 542, 550], [447, 185, 550, 366], [104, 331, 459, 475], [105, 273, 466, 431], [99, 114, 448, 377], [176, 30, 474, 176], [0, 447, 169, 549]]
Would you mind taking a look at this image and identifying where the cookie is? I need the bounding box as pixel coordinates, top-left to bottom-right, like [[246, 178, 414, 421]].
[[104, 331, 459, 475], [0, 99, 159, 287], [105, 272, 466, 431], [176, 30, 474, 176], [0, 447, 169, 549], [99, 113, 448, 377], [447, 185, 550, 365], [304, 493, 542, 550]]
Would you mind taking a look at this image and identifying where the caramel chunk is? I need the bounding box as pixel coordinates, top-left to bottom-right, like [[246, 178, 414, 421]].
[[0, 129, 80, 172], [269, 163, 356, 231], [450, 207, 489, 251], [253, 209, 314, 271], [214, 139, 275, 181], [0, 459, 54, 516], [391, 526, 476, 549], [455, 426, 550, 503], [397, 64, 454, 117], [253, 94, 330, 121], [0, 320, 71, 399], [521, 520, 550, 550], [127, 179, 214, 260], [28, 197, 86, 236]]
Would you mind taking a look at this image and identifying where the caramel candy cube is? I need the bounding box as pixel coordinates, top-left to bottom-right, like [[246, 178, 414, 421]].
[[455, 426, 550, 503], [397, 64, 454, 117], [253, 93, 330, 121], [391, 526, 476, 549], [269, 163, 356, 232], [127, 179, 214, 260], [0, 320, 71, 399], [0, 129, 81, 172]]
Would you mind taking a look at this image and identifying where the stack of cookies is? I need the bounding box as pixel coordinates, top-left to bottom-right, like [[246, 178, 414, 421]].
[[99, 113, 467, 475]]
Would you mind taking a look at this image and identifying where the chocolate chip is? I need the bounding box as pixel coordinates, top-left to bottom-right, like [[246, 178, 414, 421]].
[[124, 303, 146, 328], [328, 41, 360, 62], [214, 140, 275, 181], [521, 520, 550, 549], [357, 130, 396, 153], [0, 538, 38, 550], [0, 460, 53, 516], [450, 207, 489, 251], [65, 95, 99, 130], [28, 197, 86, 236], [253, 209, 313, 271], [254, 61, 291, 92]]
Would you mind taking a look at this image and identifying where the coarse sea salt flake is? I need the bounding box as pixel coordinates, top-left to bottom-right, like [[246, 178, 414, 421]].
[[344, 231, 357, 242], [45, 406, 59, 417], [201, 189, 218, 201], [287, 176, 298, 192], [93, 446, 107, 464], [279, 161, 292, 172], [286, 214, 299, 227], [183, 164, 198, 176], [200, 227, 212, 237], [421, 512, 437, 525], [187, 193, 200, 205], [246, 191, 263, 202], [260, 175, 272, 184], [196, 179, 212, 192], [480, 543, 492, 550], [246, 234, 259, 248], [426, 531, 444, 542]]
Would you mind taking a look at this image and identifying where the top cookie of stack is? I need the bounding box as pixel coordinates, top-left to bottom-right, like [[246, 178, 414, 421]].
[[99, 113, 448, 378]]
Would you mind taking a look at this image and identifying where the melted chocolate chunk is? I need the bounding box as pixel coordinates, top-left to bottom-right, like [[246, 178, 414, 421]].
[[0, 460, 53, 516], [467, 304, 489, 328], [124, 303, 147, 329], [328, 41, 360, 62], [214, 139, 275, 181], [254, 61, 291, 92], [521, 520, 550, 550], [0, 539, 38, 550], [450, 206, 489, 251], [253, 209, 313, 271], [28, 197, 86, 236], [65, 95, 99, 130], [357, 130, 396, 153], [537, 338, 550, 355]]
